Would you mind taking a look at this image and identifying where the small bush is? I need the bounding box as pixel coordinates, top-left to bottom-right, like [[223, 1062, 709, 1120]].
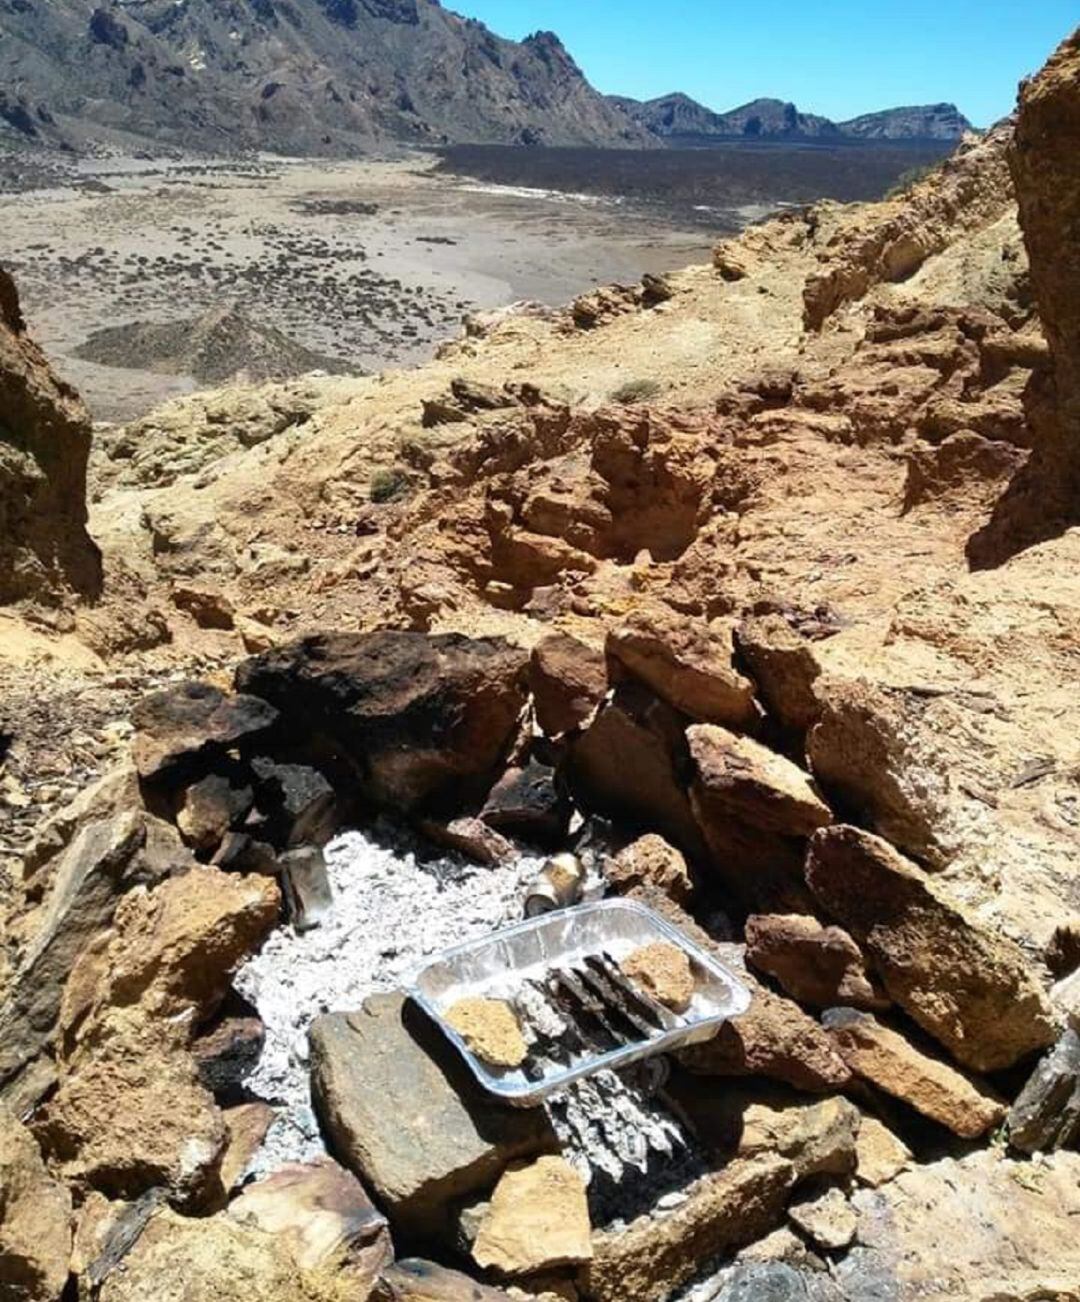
[[369, 467, 411, 504], [609, 377, 662, 405], [885, 164, 936, 199]]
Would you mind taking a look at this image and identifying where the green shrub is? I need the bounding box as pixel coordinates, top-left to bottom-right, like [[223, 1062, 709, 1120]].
[[609, 377, 662, 405], [369, 467, 411, 504]]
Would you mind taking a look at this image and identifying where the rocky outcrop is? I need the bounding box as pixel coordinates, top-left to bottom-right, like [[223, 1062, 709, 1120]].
[[969, 30, 1080, 564], [802, 123, 1015, 329], [806, 826, 1057, 1072], [0, 263, 101, 607]]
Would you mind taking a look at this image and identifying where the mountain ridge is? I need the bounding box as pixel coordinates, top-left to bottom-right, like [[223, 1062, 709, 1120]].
[[614, 91, 974, 143]]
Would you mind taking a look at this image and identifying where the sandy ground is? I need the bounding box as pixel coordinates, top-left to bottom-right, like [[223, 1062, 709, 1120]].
[[0, 152, 712, 421]]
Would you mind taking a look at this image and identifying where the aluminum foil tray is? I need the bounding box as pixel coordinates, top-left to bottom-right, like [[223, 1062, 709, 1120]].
[[408, 898, 752, 1106]]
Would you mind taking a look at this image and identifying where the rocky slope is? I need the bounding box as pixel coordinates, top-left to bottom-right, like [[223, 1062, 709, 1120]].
[[613, 93, 973, 142], [0, 0, 652, 153], [0, 266, 101, 612], [1, 26, 1080, 1302]]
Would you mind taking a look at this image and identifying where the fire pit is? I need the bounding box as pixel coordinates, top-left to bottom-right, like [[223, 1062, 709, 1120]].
[[410, 899, 752, 1106]]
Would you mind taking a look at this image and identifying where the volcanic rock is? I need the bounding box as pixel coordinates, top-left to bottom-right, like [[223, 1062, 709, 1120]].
[[787, 1185, 857, 1252], [472, 1156, 592, 1276], [0, 808, 148, 1085], [1006, 1030, 1080, 1154], [131, 682, 279, 783], [172, 582, 236, 630], [481, 760, 571, 847], [0, 263, 101, 606], [745, 913, 888, 1011], [309, 995, 557, 1236], [0, 1108, 73, 1302], [176, 772, 255, 853], [606, 608, 758, 727], [192, 995, 266, 1097], [687, 725, 832, 837], [680, 976, 851, 1094], [229, 1156, 392, 1280], [528, 633, 607, 737], [733, 615, 824, 736], [568, 683, 704, 858], [236, 632, 529, 814], [853, 1116, 911, 1188], [822, 1008, 1006, 1138], [583, 1156, 794, 1302], [250, 758, 338, 849], [806, 825, 1057, 1072], [375, 1260, 515, 1301], [605, 834, 693, 906]]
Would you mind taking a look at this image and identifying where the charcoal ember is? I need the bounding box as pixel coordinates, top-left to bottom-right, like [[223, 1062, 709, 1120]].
[[280, 845, 333, 932], [251, 757, 338, 849], [481, 760, 571, 848], [192, 993, 266, 1099], [1007, 1030, 1080, 1154]]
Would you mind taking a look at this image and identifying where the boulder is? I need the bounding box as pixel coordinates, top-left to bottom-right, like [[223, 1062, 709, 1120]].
[[806, 826, 1057, 1072], [34, 1032, 227, 1206], [472, 1156, 592, 1277], [1006, 1030, 1080, 1154], [375, 1260, 514, 1301], [0, 263, 101, 606], [733, 615, 824, 736], [94, 1206, 339, 1302], [309, 996, 557, 1236], [229, 1156, 392, 1280], [0, 808, 148, 1085], [0, 1108, 73, 1302], [822, 1009, 1006, 1139], [679, 978, 851, 1095], [528, 633, 607, 737], [568, 684, 705, 859], [606, 608, 758, 728], [604, 834, 693, 906], [687, 800, 813, 916], [582, 1156, 794, 1302], [236, 632, 529, 814], [59, 867, 280, 1056], [132, 682, 279, 783], [745, 914, 888, 1012], [687, 726, 832, 838]]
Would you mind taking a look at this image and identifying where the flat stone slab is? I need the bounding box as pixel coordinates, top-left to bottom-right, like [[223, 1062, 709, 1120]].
[[310, 994, 558, 1237]]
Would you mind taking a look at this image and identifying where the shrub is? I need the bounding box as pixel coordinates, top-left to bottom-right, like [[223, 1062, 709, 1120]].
[[609, 377, 662, 405], [369, 467, 411, 503]]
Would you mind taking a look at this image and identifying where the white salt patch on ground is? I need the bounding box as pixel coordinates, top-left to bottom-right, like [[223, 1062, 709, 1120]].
[[235, 826, 545, 1175]]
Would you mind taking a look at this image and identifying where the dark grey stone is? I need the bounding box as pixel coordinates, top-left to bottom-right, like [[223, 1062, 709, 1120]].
[[1007, 1030, 1080, 1153]]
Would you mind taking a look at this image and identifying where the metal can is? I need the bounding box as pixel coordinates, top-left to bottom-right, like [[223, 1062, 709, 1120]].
[[524, 852, 587, 918]]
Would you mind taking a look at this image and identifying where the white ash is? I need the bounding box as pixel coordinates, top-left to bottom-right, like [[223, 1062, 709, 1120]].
[[236, 825, 700, 1211], [236, 826, 545, 1176]]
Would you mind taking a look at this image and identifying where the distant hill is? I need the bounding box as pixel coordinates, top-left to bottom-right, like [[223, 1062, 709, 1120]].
[[0, 0, 654, 154], [614, 92, 973, 143]]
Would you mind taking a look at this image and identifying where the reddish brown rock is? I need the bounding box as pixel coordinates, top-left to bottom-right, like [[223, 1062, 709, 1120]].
[[605, 834, 693, 906], [745, 913, 888, 1011], [528, 632, 607, 737], [823, 1008, 1006, 1139], [606, 607, 758, 727], [733, 614, 824, 735], [0, 1107, 73, 1302], [376, 1260, 515, 1301], [132, 681, 279, 783], [687, 724, 832, 838], [806, 826, 1057, 1072]]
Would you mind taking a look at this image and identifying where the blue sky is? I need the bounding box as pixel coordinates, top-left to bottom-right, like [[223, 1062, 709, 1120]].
[[448, 1, 1077, 127]]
